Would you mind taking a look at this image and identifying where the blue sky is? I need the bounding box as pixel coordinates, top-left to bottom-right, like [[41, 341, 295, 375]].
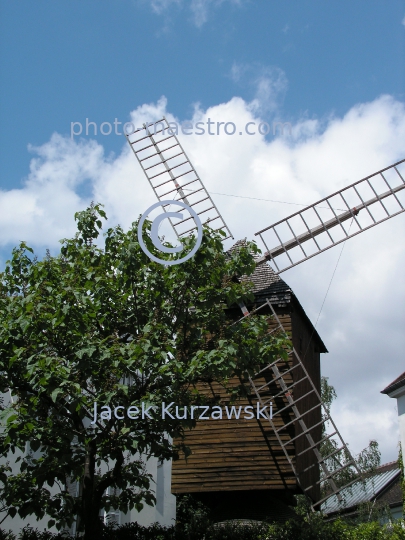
[[1, 0, 404, 188], [0, 1, 405, 464]]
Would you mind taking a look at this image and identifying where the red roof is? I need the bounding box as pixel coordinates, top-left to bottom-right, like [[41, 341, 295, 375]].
[[381, 371, 405, 395]]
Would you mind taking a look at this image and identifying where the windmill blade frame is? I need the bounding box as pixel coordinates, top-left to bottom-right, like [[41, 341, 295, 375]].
[[126, 117, 233, 240], [233, 298, 362, 510], [254, 159, 405, 273]]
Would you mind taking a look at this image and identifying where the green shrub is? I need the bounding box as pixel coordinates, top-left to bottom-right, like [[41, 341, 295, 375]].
[[0, 530, 16, 540], [18, 528, 70, 540], [206, 521, 272, 540], [1, 517, 404, 540], [175, 494, 212, 540], [101, 522, 176, 540], [347, 520, 405, 540]]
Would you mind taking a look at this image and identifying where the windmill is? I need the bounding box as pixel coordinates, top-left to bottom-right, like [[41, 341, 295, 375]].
[[126, 118, 405, 519]]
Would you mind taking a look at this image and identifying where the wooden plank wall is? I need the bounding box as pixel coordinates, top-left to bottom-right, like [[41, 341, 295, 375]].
[[291, 309, 322, 502], [172, 313, 301, 494]]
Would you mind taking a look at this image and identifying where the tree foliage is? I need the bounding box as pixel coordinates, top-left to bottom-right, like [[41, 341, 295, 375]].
[[0, 204, 290, 537], [320, 377, 381, 495]]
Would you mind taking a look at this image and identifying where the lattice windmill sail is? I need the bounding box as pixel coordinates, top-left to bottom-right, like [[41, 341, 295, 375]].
[[233, 298, 362, 510], [127, 125, 404, 515], [126, 117, 233, 240], [255, 159, 405, 273]]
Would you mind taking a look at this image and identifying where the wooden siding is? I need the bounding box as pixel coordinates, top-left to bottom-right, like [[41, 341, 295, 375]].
[[172, 305, 323, 499], [172, 313, 308, 494], [290, 306, 322, 501]]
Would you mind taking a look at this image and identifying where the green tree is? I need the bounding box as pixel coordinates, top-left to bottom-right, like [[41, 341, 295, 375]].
[[0, 204, 289, 538], [320, 377, 381, 495]]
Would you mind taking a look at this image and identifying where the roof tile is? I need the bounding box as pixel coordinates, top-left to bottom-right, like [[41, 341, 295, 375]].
[[381, 372, 405, 394]]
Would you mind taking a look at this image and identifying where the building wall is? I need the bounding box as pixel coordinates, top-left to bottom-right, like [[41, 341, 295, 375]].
[[385, 385, 405, 470], [123, 457, 176, 528], [0, 391, 176, 534], [398, 393, 405, 470], [0, 390, 62, 533], [291, 304, 322, 503], [171, 368, 298, 493], [171, 305, 323, 499]]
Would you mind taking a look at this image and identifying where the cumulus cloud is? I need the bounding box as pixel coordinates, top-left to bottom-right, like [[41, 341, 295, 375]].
[[1, 93, 404, 463]]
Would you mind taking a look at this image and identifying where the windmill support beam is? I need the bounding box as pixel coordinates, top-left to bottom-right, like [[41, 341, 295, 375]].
[[256, 207, 358, 263], [256, 182, 405, 265]]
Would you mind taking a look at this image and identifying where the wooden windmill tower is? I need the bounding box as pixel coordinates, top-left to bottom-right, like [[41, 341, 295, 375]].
[[126, 119, 405, 521]]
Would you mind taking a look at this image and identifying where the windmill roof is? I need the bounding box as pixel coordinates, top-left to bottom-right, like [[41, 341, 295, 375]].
[[229, 240, 327, 352], [227, 239, 290, 305], [381, 372, 405, 395], [248, 261, 292, 306], [321, 462, 401, 516]]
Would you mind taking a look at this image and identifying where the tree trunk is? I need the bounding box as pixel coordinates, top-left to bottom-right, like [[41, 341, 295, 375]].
[[81, 441, 104, 540]]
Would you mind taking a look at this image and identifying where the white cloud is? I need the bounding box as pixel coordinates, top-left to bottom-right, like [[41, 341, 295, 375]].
[[336, 401, 399, 464], [1, 93, 404, 464], [190, 0, 212, 27], [149, 0, 182, 15], [230, 63, 288, 114], [230, 62, 247, 83], [251, 68, 288, 114], [0, 136, 105, 251], [146, 0, 243, 27], [402, 15, 405, 26]]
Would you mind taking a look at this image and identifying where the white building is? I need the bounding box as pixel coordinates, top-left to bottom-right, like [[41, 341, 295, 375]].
[[0, 391, 176, 534], [381, 371, 405, 469]]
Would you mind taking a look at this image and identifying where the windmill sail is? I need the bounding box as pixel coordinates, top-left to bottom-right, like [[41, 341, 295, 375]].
[[255, 159, 405, 273], [128, 127, 379, 512], [237, 298, 362, 510], [126, 118, 233, 240]]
